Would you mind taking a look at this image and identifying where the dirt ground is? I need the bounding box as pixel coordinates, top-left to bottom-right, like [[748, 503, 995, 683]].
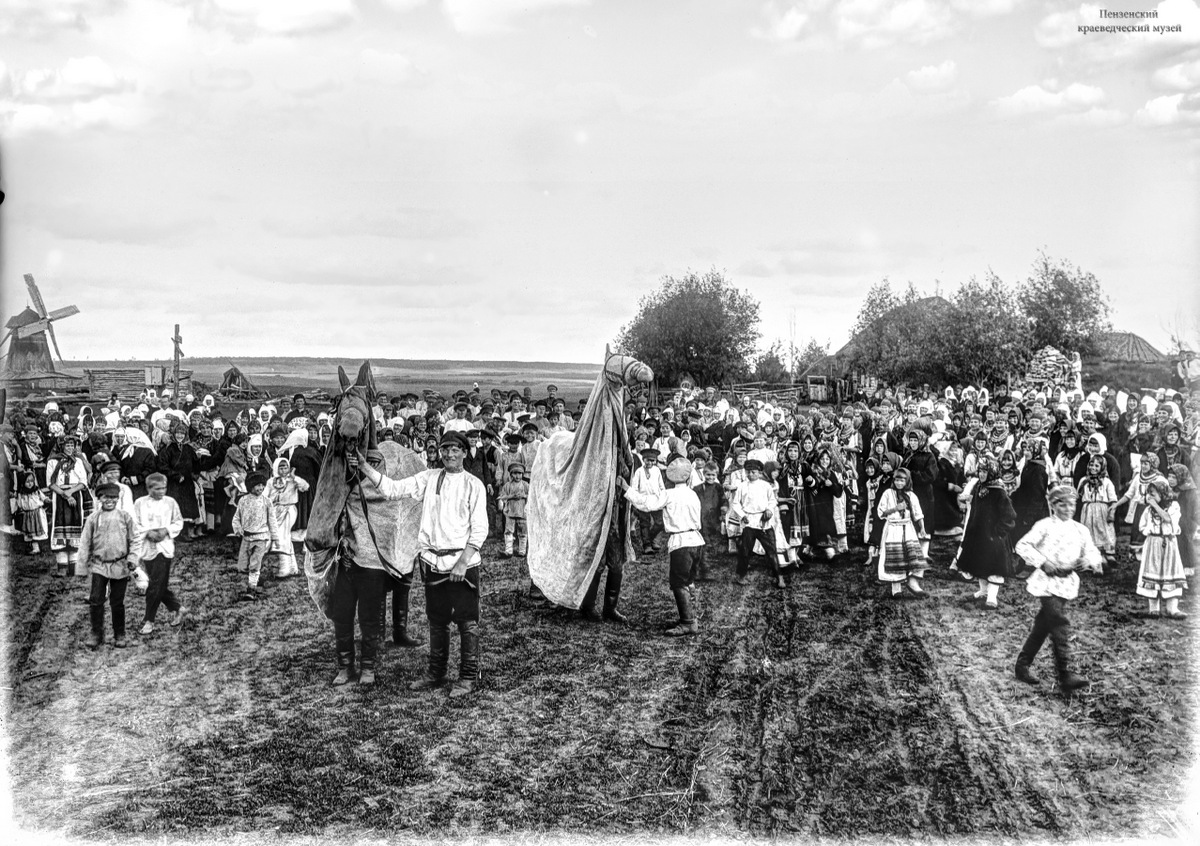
[[4, 525, 1197, 841]]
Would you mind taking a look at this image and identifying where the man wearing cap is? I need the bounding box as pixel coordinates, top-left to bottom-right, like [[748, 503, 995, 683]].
[[357, 431, 488, 697], [444, 401, 473, 434], [618, 457, 705, 635], [284, 394, 311, 429], [729, 458, 783, 588]]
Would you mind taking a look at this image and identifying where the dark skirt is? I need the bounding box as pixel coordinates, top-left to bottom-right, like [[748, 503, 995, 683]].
[[167, 476, 200, 520]]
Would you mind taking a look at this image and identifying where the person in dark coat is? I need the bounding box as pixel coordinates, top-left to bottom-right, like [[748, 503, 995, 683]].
[[931, 436, 966, 536], [803, 444, 845, 559], [158, 423, 202, 539], [901, 419, 939, 558], [956, 455, 1018, 609], [1011, 438, 1051, 541]]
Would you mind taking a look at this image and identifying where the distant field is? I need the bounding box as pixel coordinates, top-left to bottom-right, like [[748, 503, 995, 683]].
[[62, 357, 603, 401]]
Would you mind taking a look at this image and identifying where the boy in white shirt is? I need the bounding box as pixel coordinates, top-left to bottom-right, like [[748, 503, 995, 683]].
[[729, 459, 784, 588], [632, 447, 666, 555], [620, 457, 705, 636], [133, 472, 186, 635]]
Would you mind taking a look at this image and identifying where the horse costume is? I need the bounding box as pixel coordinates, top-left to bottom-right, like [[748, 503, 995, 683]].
[[526, 347, 653, 610], [303, 362, 425, 685]]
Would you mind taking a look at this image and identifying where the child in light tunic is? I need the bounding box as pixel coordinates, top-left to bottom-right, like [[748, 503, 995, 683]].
[[267, 456, 309, 578], [1076, 454, 1117, 565], [77, 482, 138, 648], [1013, 483, 1103, 695], [1136, 479, 1188, 618], [876, 467, 927, 597]]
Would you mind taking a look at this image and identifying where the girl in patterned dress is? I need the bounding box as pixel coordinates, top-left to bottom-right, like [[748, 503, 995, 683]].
[[1077, 454, 1117, 565], [1136, 479, 1188, 619], [876, 467, 927, 598], [15, 472, 49, 553]]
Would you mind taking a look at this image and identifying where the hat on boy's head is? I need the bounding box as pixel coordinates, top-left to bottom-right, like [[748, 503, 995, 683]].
[[533, 399, 548, 409], [246, 471, 268, 489], [466, 428, 482, 438], [665, 457, 692, 484], [100, 460, 122, 474], [439, 431, 470, 451], [504, 433, 523, 445], [547, 384, 558, 391], [508, 462, 527, 475], [516, 413, 531, 424], [640, 447, 661, 461], [453, 401, 469, 412], [743, 458, 765, 473], [520, 422, 539, 434], [95, 482, 120, 498]]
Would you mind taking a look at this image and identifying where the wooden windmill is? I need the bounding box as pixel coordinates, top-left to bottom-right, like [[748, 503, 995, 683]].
[[1, 274, 81, 385]]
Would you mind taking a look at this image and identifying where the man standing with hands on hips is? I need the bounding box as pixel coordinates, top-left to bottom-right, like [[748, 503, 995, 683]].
[[356, 431, 488, 698]]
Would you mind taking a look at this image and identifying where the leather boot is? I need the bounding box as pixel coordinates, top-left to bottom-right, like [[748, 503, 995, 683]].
[[665, 588, 698, 636], [89, 604, 105, 648], [450, 620, 479, 698], [392, 579, 425, 647], [332, 651, 356, 686], [358, 657, 376, 687], [1015, 629, 1045, 685], [411, 623, 450, 691], [1050, 624, 1088, 695], [602, 567, 628, 624]]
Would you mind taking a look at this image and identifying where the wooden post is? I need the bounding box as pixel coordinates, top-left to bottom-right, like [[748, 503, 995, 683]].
[[172, 324, 182, 397]]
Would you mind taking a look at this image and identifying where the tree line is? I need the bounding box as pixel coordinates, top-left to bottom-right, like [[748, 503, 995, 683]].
[[614, 251, 1113, 390]]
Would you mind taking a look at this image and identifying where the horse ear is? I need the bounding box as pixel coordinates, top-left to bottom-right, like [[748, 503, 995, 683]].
[[356, 361, 376, 396], [337, 366, 350, 392], [605, 343, 611, 357]]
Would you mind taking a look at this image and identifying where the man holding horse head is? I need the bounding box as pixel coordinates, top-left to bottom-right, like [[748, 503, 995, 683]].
[[357, 430, 489, 698]]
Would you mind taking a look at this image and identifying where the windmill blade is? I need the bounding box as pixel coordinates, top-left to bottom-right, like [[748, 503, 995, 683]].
[[47, 305, 80, 321], [0, 328, 12, 352], [47, 322, 65, 363], [24, 274, 48, 318], [14, 318, 51, 339]]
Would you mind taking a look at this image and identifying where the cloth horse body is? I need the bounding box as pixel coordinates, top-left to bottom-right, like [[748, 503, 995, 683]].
[[526, 348, 653, 608], [303, 362, 423, 619]]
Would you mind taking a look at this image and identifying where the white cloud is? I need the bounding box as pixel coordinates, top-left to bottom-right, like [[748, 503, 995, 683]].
[[1153, 58, 1200, 91], [752, 2, 816, 41], [191, 67, 255, 93], [443, 0, 590, 36], [904, 59, 957, 92], [357, 48, 415, 85], [992, 81, 1107, 117], [12, 56, 134, 104], [0, 0, 123, 38], [950, 0, 1021, 14], [1136, 92, 1200, 125], [833, 0, 956, 49], [379, 0, 429, 10], [185, 0, 358, 39]]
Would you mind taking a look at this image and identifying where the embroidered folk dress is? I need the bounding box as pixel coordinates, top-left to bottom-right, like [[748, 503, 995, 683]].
[[876, 488, 926, 582], [1077, 476, 1118, 554], [1136, 502, 1187, 600], [46, 454, 94, 551]]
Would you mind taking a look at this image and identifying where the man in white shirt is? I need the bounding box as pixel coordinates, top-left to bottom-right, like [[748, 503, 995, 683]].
[[443, 402, 474, 433], [358, 431, 489, 698]]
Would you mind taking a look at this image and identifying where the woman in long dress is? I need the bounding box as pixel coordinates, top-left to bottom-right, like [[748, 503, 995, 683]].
[[47, 434, 93, 576], [956, 455, 1017, 609]]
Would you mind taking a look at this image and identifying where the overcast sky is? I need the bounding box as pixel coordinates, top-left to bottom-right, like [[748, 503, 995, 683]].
[[1, 0, 1198, 366]]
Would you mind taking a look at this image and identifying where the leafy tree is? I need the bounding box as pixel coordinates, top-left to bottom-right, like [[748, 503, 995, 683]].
[[792, 338, 830, 377], [933, 272, 1032, 385], [614, 269, 760, 386], [1019, 252, 1112, 356], [753, 341, 791, 384]]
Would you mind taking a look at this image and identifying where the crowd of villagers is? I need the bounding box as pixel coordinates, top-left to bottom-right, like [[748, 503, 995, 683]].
[[2, 377, 1198, 691]]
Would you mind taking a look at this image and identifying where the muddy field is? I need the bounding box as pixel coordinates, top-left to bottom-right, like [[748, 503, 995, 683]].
[[4, 529, 1197, 841]]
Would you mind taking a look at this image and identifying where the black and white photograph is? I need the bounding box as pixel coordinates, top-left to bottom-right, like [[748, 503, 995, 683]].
[[1, 0, 1199, 843]]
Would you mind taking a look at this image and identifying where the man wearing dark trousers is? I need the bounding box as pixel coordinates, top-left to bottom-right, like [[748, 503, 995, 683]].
[[358, 431, 488, 698]]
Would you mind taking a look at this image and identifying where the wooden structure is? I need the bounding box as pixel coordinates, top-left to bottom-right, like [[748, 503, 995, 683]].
[[1, 274, 85, 393], [83, 366, 194, 399]]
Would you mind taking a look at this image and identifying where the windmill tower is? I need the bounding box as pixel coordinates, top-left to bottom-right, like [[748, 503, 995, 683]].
[[1, 274, 82, 389]]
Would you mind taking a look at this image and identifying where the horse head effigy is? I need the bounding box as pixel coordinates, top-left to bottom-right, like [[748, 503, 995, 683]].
[[526, 346, 652, 608]]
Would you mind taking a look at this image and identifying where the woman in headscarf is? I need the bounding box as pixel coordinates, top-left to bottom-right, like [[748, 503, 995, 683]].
[[159, 421, 203, 540], [1011, 438, 1052, 541], [955, 454, 1017, 609], [1167, 463, 1198, 577], [47, 433, 93, 577]]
